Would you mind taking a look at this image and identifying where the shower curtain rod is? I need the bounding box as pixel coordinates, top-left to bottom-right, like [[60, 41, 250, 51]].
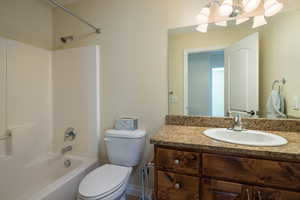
[[47, 0, 101, 34]]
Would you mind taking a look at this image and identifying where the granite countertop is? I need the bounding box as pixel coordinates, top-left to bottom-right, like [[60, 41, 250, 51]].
[[150, 125, 300, 161]]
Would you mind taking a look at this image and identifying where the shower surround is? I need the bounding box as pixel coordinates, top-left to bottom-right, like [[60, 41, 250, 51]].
[[0, 37, 100, 200]]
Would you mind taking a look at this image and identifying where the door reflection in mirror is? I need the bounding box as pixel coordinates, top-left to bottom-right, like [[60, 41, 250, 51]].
[[184, 50, 224, 116]]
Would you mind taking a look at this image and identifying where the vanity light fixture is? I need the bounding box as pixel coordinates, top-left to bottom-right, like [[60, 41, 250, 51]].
[[215, 21, 228, 27], [196, 24, 209, 32], [219, 0, 233, 17], [253, 15, 267, 28], [196, 7, 211, 24], [264, 0, 283, 17], [242, 0, 261, 13], [236, 17, 250, 25], [195, 0, 284, 32]]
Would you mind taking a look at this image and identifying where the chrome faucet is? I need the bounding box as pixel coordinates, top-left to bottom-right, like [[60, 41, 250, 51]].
[[230, 114, 244, 131], [61, 145, 72, 154], [228, 110, 255, 131]]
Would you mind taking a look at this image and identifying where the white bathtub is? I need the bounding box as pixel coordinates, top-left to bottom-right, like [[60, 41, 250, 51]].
[[9, 154, 98, 200]]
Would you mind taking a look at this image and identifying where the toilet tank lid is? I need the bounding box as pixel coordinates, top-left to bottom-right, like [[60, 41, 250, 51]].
[[105, 129, 146, 138]]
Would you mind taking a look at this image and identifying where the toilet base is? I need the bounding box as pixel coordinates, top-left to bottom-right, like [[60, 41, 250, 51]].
[[119, 194, 126, 200]]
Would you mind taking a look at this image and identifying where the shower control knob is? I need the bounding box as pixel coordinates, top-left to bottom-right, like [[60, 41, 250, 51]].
[[174, 159, 180, 165], [64, 127, 77, 141]]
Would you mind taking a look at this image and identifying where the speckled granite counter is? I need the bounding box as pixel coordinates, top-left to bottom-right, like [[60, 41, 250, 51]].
[[150, 125, 300, 161]]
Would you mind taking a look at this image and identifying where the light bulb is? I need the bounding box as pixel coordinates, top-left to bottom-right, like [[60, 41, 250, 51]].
[[236, 17, 250, 25], [264, 0, 283, 17], [215, 21, 228, 27], [196, 24, 208, 33], [219, 0, 233, 17], [196, 7, 210, 24], [253, 15, 267, 28], [243, 0, 261, 13]]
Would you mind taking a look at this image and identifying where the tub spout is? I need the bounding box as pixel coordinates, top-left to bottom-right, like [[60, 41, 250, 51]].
[[61, 145, 72, 154]]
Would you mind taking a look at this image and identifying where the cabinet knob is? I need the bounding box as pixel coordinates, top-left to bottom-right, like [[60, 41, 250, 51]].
[[174, 159, 180, 165], [190, 154, 197, 160], [174, 182, 181, 189]]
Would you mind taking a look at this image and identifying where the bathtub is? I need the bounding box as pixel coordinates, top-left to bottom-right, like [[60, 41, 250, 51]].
[[11, 154, 98, 200]]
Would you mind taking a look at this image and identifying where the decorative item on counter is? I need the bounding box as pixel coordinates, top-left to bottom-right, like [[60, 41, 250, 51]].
[[115, 117, 138, 130], [267, 78, 287, 118]]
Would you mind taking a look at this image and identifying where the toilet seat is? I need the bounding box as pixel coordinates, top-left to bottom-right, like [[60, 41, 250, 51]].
[[78, 183, 127, 200], [78, 164, 132, 200]]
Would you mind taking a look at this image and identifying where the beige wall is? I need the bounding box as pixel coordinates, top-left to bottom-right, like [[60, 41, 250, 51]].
[[0, 0, 53, 50], [169, 9, 300, 118], [52, 0, 206, 185]]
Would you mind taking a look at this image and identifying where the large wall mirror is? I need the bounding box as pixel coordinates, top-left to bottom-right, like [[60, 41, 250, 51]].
[[168, 3, 300, 119]]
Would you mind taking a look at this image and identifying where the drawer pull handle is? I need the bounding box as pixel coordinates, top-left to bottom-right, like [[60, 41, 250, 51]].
[[174, 182, 181, 189], [257, 191, 263, 200], [246, 189, 250, 200], [174, 159, 180, 165]]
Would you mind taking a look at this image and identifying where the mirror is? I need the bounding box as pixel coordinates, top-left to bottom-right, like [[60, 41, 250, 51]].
[[168, 6, 300, 119]]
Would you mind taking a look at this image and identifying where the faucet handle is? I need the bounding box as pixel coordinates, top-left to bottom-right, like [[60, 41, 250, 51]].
[[234, 114, 242, 123], [61, 144, 72, 154], [64, 127, 77, 142]]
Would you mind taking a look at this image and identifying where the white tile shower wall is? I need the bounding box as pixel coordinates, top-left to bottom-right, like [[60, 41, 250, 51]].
[[52, 46, 100, 158], [0, 37, 7, 157], [0, 37, 52, 200], [5, 39, 52, 160]]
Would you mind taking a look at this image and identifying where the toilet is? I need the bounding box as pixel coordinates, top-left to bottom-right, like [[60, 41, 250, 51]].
[[78, 129, 146, 200]]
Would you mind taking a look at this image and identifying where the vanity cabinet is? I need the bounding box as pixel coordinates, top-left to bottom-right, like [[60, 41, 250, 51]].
[[154, 146, 300, 200]]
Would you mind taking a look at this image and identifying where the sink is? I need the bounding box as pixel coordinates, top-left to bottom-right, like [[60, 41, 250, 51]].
[[203, 128, 288, 147]]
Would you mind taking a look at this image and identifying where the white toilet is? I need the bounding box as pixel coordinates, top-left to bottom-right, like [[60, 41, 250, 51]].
[[78, 129, 146, 200]]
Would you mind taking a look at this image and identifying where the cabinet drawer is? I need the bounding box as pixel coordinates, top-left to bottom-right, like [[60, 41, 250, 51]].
[[203, 153, 300, 191], [201, 178, 252, 200], [253, 186, 300, 200], [156, 147, 200, 175], [156, 170, 199, 200]]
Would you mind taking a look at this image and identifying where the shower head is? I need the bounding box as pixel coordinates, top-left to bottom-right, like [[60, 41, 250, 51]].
[[60, 35, 74, 43]]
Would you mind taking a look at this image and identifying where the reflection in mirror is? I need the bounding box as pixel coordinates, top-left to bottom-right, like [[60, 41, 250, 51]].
[[168, 6, 300, 119]]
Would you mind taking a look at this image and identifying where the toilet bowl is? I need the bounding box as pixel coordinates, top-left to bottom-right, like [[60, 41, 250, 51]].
[[78, 164, 132, 200], [78, 129, 146, 200]]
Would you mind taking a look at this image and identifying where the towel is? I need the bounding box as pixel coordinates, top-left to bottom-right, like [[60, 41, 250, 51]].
[[266, 90, 286, 118]]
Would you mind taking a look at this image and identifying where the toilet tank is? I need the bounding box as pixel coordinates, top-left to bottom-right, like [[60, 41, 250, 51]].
[[104, 129, 146, 167]]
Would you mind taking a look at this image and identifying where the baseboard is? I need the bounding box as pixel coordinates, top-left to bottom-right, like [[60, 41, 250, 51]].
[[126, 184, 153, 200]]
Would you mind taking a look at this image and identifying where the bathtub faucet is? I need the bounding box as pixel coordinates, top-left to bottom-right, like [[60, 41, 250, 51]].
[[61, 145, 72, 154]]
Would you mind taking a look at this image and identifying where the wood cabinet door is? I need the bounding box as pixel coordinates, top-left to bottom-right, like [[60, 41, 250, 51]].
[[201, 178, 252, 200], [156, 170, 199, 200], [253, 187, 300, 200]]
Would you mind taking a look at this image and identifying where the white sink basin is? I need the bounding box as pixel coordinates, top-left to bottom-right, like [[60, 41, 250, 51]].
[[203, 128, 288, 147]]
